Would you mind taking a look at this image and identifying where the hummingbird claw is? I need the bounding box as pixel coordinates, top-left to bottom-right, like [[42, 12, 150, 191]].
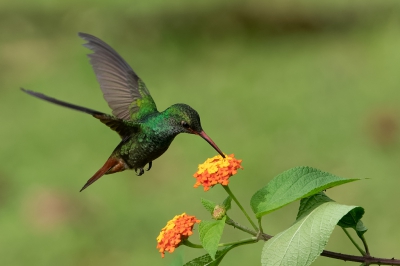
[[146, 161, 152, 171], [135, 168, 144, 176]]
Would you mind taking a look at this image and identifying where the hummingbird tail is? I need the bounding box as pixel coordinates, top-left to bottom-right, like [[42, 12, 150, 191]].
[[80, 157, 125, 192], [21, 88, 105, 116]]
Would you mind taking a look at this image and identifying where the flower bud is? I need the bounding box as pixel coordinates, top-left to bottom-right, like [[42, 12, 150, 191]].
[[213, 205, 226, 220]]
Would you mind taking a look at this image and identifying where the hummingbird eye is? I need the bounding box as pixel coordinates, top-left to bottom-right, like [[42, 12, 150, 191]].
[[181, 121, 190, 129]]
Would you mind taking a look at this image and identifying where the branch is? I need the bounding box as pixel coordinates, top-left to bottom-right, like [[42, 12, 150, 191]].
[[226, 218, 400, 265], [321, 251, 400, 265]]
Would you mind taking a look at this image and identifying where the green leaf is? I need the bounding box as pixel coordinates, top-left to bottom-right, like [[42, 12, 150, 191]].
[[262, 201, 359, 266], [297, 192, 332, 220], [298, 192, 367, 237], [183, 246, 234, 266], [201, 198, 217, 214], [199, 217, 226, 260], [250, 166, 358, 218], [338, 206, 365, 229], [169, 249, 184, 266], [222, 196, 232, 211], [355, 220, 368, 237]]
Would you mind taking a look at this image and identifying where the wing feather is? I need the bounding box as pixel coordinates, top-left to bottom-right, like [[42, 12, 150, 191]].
[[21, 88, 139, 138], [79, 33, 157, 121]]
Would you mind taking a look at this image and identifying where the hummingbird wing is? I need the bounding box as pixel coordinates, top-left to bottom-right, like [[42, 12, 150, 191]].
[[93, 114, 139, 138], [79, 32, 157, 121], [21, 88, 139, 139]]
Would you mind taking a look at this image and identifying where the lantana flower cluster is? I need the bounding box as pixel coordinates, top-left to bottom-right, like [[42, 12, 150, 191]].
[[193, 154, 243, 191], [156, 213, 200, 258]]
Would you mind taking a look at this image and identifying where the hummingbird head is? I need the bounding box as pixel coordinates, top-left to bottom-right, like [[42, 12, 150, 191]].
[[166, 104, 225, 158]]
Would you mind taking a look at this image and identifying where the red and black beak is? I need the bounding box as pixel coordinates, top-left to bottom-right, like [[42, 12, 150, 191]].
[[197, 130, 225, 158]]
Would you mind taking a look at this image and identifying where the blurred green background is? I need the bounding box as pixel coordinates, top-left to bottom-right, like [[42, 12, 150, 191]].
[[1, 0, 400, 265]]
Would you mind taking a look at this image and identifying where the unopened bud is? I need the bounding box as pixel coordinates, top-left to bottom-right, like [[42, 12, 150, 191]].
[[212, 205, 226, 220]]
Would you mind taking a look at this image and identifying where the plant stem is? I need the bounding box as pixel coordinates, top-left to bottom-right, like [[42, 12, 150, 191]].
[[183, 237, 257, 249], [223, 185, 258, 231], [226, 218, 258, 235], [320, 250, 400, 265], [218, 237, 257, 247], [182, 240, 203, 248], [342, 227, 366, 256], [360, 234, 370, 255], [258, 218, 264, 233]]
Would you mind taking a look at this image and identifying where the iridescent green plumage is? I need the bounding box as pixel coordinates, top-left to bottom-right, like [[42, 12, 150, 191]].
[[21, 33, 224, 191]]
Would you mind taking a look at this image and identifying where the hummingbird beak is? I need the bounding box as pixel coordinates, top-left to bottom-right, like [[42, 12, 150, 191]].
[[197, 131, 225, 158]]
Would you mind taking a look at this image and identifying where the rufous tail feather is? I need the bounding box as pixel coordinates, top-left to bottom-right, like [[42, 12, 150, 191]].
[[80, 157, 124, 192]]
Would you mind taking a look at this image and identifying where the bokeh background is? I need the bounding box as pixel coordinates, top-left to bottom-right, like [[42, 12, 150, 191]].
[[1, 0, 400, 265]]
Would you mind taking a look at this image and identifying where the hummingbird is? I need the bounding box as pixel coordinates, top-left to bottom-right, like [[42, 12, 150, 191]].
[[21, 32, 225, 192]]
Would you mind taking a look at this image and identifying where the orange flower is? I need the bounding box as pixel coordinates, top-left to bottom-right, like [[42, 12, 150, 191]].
[[193, 154, 243, 191], [156, 213, 200, 258]]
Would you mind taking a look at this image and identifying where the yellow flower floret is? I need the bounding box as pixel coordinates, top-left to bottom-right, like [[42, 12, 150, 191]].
[[156, 213, 200, 258], [193, 154, 243, 191]]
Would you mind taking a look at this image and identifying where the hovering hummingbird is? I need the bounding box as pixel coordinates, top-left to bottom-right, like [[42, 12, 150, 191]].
[[22, 32, 225, 192]]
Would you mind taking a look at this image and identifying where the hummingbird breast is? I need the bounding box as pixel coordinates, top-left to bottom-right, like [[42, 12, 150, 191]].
[[117, 123, 177, 170]]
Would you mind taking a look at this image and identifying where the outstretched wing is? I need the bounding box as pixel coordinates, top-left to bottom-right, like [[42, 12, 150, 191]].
[[21, 88, 139, 139], [79, 32, 157, 121]]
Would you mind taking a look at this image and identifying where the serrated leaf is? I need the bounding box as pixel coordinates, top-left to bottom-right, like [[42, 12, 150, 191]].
[[298, 192, 367, 238], [199, 217, 226, 260], [262, 201, 358, 266], [183, 246, 234, 266], [184, 253, 212, 266], [201, 198, 217, 214], [251, 166, 358, 218], [222, 196, 232, 211]]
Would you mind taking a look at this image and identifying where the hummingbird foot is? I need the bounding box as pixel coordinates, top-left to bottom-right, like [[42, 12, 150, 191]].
[[146, 161, 152, 171], [135, 168, 144, 176]]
